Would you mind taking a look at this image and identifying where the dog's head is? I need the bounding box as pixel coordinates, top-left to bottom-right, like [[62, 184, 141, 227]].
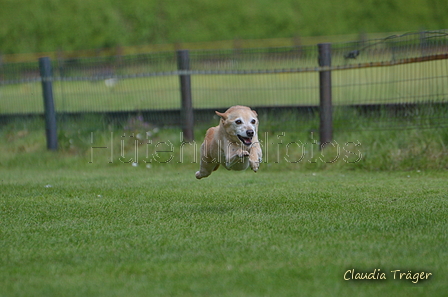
[[215, 105, 258, 146]]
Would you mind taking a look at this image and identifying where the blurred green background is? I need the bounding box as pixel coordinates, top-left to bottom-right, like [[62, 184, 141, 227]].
[[1, 0, 448, 54]]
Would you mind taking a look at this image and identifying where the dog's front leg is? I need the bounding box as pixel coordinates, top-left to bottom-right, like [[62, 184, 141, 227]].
[[249, 142, 262, 172]]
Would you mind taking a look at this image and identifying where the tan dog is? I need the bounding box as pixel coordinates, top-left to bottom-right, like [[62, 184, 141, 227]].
[[195, 105, 262, 179]]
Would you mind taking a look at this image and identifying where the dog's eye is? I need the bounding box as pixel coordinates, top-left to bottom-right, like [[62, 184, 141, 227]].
[[235, 120, 242, 125], [251, 119, 256, 124]]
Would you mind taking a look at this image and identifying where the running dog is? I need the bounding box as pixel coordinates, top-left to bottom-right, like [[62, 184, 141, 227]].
[[195, 105, 262, 179]]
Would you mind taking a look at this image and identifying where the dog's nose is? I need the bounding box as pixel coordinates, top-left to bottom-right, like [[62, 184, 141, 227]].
[[246, 130, 254, 138]]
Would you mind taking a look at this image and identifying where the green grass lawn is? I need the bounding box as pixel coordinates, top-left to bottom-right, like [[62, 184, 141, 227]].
[[1, 164, 447, 297]]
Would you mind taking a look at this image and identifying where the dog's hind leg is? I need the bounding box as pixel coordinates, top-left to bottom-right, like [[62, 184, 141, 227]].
[[195, 161, 219, 179]]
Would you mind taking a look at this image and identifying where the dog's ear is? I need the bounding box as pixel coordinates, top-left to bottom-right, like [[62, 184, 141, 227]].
[[251, 109, 258, 117], [215, 111, 227, 120]]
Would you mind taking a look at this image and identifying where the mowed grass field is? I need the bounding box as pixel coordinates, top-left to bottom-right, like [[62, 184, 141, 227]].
[[1, 164, 447, 297]]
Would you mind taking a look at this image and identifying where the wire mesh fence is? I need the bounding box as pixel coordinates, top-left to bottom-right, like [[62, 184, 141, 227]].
[[56, 53, 181, 113], [0, 30, 447, 130]]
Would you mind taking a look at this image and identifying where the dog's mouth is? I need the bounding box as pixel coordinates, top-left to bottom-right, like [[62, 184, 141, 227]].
[[237, 134, 253, 146]]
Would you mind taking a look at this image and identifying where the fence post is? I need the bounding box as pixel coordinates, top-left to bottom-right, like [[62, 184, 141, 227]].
[[177, 50, 194, 141], [318, 43, 333, 148], [38, 57, 58, 151]]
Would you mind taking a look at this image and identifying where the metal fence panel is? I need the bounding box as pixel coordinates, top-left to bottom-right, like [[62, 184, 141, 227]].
[[1, 30, 447, 130]]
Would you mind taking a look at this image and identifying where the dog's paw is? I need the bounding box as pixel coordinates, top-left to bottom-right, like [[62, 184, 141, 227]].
[[249, 153, 262, 172], [237, 150, 250, 158], [249, 160, 260, 172]]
